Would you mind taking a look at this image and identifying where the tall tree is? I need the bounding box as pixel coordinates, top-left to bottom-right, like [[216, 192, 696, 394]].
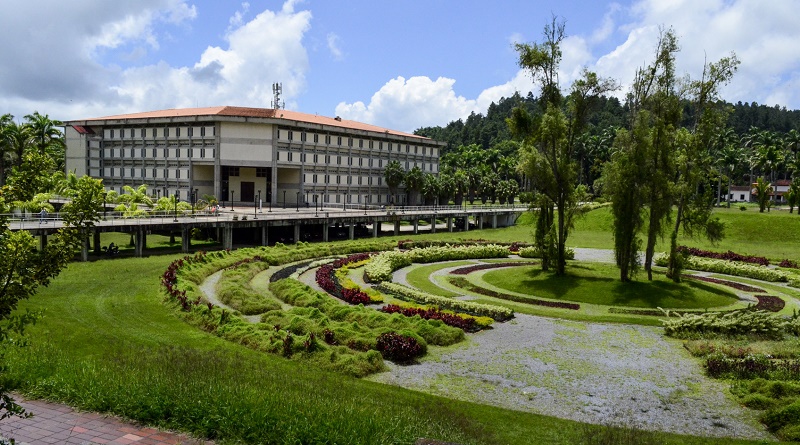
[[23, 112, 65, 170], [384, 160, 404, 205], [403, 166, 423, 206], [511, 17, 616, 275]]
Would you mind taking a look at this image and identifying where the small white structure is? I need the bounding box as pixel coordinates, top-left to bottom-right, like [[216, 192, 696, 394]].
[[728, 185, 751, 202]]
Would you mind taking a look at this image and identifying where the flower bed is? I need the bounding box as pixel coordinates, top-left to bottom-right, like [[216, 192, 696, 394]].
[[449, 262, 536, 275], [779, 259, 799, 269], [681, 275, 766, 293], [609, 294, 785, 317], [376, 282, 513, 321], [365, 244, 510, 283], [678, 246, 770, 266], [662, 310, 789, 340], [447, 276, 580, 310], [376, 332, 424, 363], [381, 304, 478, 332], [655, 254, 789, 283], [315, 253, 378, 305]]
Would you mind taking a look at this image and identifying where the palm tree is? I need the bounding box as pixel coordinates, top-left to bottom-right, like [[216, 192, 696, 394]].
[[384, 160, 404, 205], [753, 177, 773, 213], [0, 114, 18, 186], [24, 111, 65, 163], [421, 173, 440, 205], [3, 121, 33, 169], [749, 130, 784, 183], [403, 166, 423, 205], [714, 128, 742, 208]]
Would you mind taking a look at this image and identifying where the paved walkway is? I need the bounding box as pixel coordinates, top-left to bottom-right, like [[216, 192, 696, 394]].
[[0, 397, 212, 445]]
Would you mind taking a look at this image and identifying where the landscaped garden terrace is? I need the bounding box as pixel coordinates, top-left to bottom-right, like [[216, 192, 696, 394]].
[[6, 205, 800, 444]]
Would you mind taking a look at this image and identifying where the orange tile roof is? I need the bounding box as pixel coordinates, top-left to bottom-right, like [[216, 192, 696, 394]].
[[77, 106, 430, 140]]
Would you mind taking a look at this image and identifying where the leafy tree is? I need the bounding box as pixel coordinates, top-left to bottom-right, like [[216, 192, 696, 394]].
[[437, 173, 455, 204], [421, 173, 440, 205], [3, 152, 56, 203], [403, 166, 423, 205], [754, 177, 773, 213], [511, 17, 616, 275], [24, 112, 64, 170], [384, 160, 404, 205], [786, 179, 799, 214]]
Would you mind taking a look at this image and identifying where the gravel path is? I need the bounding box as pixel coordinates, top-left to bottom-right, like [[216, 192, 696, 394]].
[[367, 314, 770, 439]]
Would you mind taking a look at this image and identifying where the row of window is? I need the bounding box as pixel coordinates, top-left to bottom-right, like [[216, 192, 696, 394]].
[[103, 126, 215, 140], [278, 129, 439, 157], [102, 147, 215, 160], [277, 151, 437, 172], [103, 167, 189, 180], [303, 173, 385, 186]]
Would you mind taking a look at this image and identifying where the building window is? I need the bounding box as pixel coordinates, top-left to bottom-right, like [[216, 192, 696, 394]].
[[256, 167, 268, 177], [325, 135, 331, 144], [314, 134, 319, 143], [187, 127, 193, 137], [325, 155, 330, 163], [414, 146, 418, 154], [337, 155, 341, 165], [229, 167, 240, 177], [348, 137, 353, 147], [288, 152, 293, 162], [313, 174, 318, 183], [348, 157, 352, 166], [388, 143, 392, 151], [406, 144, 410, 153], [379, 142, 383, 150], [313, 153, 318, 163], [301, 153, 306, 162], [301, 132, 306, 142], [336, 175, 341, 184], [337, 136, 342, 146], [175, 128, 181, 138]]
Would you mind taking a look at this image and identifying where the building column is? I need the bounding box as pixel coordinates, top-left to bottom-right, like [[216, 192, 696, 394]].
[[135, 228, 146, 257], [393, 220, 400, 236], [93, 230, 101, 254], [492, 214, 498, 229], [372, 218, 379, 238], [181, 225, 190, 253], [223, 225, 233, 250], [293, 224, 301, 244], [431, 216, 437, 234], [348, 223, 355, 240], [464, 215, 470, 231], [479, 215, 484, 230], [413, 219, 419, 234], [39, 233, 48, 251], [262, 225, 268, 246], [447, 216, 453, 232], [323, 221, 329, 242]]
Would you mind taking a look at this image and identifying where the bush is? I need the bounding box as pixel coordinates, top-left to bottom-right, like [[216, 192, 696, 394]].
[[518, 246, 575, 260], [365, 244, 510, 283], [662, 310, 788, 340], [678, 245, 769, 266], [377, 282, 514, 321], [376, 332, 424, 363], [655, 254, 789, 282]]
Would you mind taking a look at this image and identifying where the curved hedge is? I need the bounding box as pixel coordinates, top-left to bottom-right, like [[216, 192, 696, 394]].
[[365, 244, 511, 283]]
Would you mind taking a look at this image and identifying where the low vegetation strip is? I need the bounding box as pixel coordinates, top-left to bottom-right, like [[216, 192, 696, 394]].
[[365, 244, 511, 283], [447, 276, 580, 311], [682, 275, 766, 293], [449, 262, 537, 275], [376, 281, 513, 321], [655, 254, 790, 283], [609, 294, 784, 316], [678, 246, 770, 266]]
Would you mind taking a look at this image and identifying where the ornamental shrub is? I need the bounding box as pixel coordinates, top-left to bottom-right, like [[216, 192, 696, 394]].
[[365, 244, 510, 282], [376, 282, 513, 321], [375, 332, 424, 363], [663, 310, 787, 340], [518, 246, 574, 260], [655, 254, 789, 283]]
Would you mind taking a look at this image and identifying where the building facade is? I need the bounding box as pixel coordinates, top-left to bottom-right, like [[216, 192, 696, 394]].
[[65, 106, 444, 207]]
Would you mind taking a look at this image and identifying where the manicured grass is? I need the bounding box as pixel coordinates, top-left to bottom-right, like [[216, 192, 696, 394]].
[[405, 261, 472, 297], [2, 250, 771, 444], [482, 262, 739, 309]]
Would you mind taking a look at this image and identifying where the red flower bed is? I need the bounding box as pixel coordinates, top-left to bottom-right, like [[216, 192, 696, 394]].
[[450, 262, 536, 275], [609, 294, 785, 316], [381, 304, 478, 331], [678, 246, 769, 266], [314, 253, 374, 304], [376, 332, 423, 362], [682, 275, 766, 293], [753, 295, 785, 312], [447, 276, 580, 310], [779, 259, 799, 269]]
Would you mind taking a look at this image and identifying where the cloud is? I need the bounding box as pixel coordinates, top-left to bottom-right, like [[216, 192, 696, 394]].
[[327, 33, 343, 60], [0, 0, 311, 120], [336, 76, 482, 133]]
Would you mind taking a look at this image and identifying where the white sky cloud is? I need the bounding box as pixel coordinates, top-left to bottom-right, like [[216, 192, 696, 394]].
[[327, 33, 343, 61]]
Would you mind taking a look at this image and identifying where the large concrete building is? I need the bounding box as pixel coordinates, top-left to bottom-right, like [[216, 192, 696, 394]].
[[64, 106, 444, 207]]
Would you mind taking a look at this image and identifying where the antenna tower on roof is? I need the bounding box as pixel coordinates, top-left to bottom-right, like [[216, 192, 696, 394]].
[[271, 83, 285, 110]]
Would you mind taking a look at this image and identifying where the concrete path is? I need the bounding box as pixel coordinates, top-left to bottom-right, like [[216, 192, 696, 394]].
[[0, 397, 212, 445]]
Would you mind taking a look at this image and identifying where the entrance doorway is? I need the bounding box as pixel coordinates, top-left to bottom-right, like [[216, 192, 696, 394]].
[[241, 181, 255, 202]]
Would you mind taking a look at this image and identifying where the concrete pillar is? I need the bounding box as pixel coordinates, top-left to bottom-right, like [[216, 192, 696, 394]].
[[181, 226, 190, 253], [447, 216, 453, 232], [223, 226, 233, 250], [393, 220, 400, 236], [39, 233, 48, 251], [262, 225, 268, 246], [372, 218, 379, 237], [464, 215, 470, 231], [135, 228, 145, 257], [348, 223, 355, 240], [479, 215, 484, 230], [492, 214, 498, 229], [293, 224, 301, 244], [93, 230, 101, 254], [81, 238, 89, 262], [323, 222, 329, 242], [431, 216, 437, 233], [413, 219, 419, 234]]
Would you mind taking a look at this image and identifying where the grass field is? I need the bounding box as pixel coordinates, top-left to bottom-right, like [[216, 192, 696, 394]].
[[3, 206, 797, 444], [481, 262, 739, 309]]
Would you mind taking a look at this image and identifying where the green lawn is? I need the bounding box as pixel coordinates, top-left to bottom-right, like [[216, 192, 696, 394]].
[[482, 262, 740, 309], [405, 261, 472, 297]]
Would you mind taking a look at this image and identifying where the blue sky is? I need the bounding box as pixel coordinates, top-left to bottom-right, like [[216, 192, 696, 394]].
[[2, 0, 800, 133]]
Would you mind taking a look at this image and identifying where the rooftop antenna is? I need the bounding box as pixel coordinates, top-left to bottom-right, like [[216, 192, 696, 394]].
[[271, 82, 284, 109]]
